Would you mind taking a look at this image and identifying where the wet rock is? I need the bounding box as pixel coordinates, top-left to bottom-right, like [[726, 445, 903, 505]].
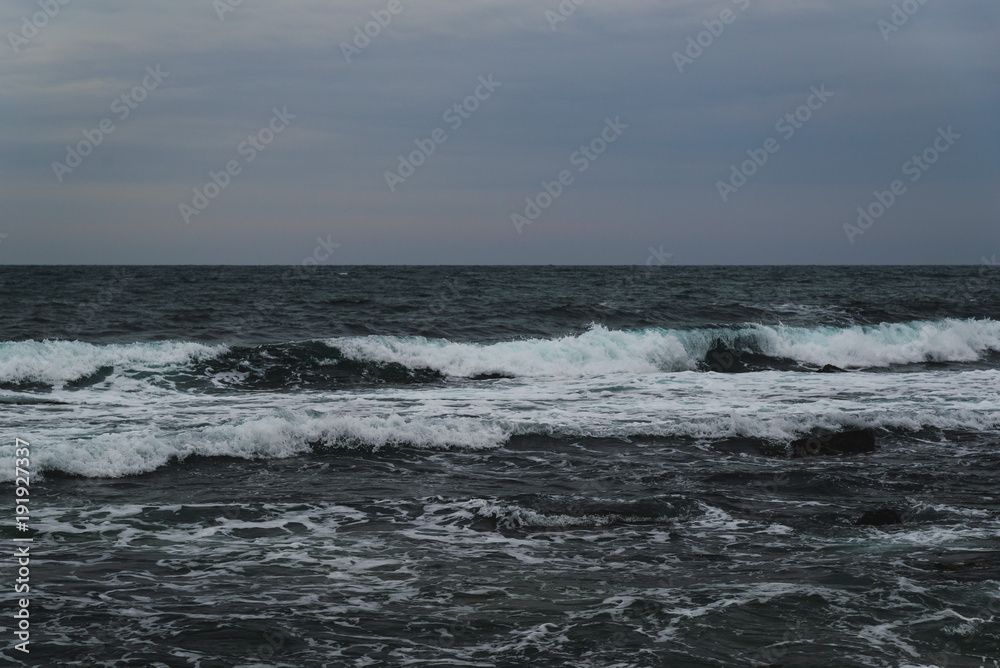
[[855, 508, 903, 526], [931, 557, 987, 572], [699, 341, 798, 373], [790, 429, 876, 458], [700, 340, 746, 373], [817, 364, 845, 373]]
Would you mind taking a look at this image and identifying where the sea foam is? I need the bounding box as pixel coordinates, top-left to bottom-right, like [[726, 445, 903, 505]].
[[2, 319, 998, 388], [0, 339, 225, 387], [17, 413, 507, 479], [330, 319, 1000, 377]]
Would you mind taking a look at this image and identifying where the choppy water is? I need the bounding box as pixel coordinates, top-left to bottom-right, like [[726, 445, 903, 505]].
[[1, 266, 998, 667]]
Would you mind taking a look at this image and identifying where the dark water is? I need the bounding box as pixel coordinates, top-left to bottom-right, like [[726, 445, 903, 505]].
[[1, 266, 999, 667]]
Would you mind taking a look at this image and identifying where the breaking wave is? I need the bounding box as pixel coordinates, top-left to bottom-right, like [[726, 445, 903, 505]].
[[329, 319, 1000, 377], [1, 319, 997, 391]]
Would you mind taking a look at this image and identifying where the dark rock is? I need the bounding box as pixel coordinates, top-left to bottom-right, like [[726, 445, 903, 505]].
[[470, 372, 515, 380], [855, 509, 903, 526], [817, 364, 845, 373], [701, 340, 746, 373], [931, 558, 986, 572], [700, 340, 802, 373], [790, 428, 876, 458], [931, 553, 990, 573]]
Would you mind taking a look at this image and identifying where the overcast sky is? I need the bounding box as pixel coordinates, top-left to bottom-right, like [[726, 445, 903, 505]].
[[1, 0, 997, 264]]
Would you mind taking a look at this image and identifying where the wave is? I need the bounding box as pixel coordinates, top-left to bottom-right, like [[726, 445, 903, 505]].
[[0, 339, 442, 391], [21, 413, 505, 479], [434, 496, 696, 533], [11, 401, 999, 479], [1, 319, 997, 389], [330, 319, 1000, 377], [0, 340, 223, 389], [187, 340, 443, 390]]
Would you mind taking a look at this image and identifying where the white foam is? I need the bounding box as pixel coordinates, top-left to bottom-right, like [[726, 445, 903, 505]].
[[330, 319, 1000, 377], [331, 325, 690, 377], [461, 498, 669, 531], [0, 339, 225, 387], [19, 413, 507, 479], [762, 319, 1000, 368], [3, 322, 998, 479], [2, 319, 996, 388], [4, 363, 999, 478]]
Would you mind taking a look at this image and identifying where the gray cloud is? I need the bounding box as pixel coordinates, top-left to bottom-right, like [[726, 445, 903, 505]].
[[1, 0, 998, 264]]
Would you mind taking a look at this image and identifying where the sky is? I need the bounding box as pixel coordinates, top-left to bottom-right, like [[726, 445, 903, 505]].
[[1, 0, 998, 265]]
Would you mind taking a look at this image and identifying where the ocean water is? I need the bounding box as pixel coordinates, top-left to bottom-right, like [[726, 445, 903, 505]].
[[1, 265, 999, 667]]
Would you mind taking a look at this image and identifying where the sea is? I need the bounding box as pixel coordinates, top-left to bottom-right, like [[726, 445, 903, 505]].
[[1, 265, 998, 667]]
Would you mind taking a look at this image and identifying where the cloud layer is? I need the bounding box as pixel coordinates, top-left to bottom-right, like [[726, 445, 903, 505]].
[[1, 0, 998, 264]]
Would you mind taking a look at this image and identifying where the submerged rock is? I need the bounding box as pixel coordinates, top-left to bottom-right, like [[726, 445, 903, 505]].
[[931, 557, 987, 572], [790, 428, 876, 458], [855, 508, 903, 526], [699, 340, 799, 373], [817, 364, 845, 373], [701, 340, 746, 373]]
